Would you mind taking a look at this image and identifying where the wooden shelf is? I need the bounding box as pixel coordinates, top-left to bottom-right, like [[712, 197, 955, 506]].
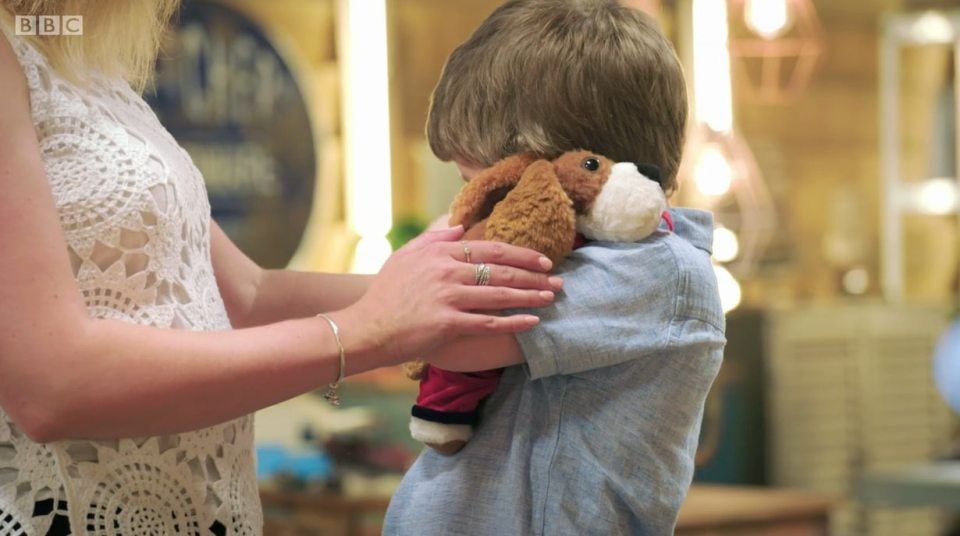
[[677, 485, 837, 535]]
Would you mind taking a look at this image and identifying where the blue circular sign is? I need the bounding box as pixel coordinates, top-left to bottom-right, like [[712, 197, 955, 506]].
[[933, 318, 960, 414], [148, 0, 317, 268]]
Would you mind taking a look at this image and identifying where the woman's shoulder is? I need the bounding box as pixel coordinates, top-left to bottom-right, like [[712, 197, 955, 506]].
[[0, 13, 48, 70], [0, 17, 33, 113], [0, 15, 64, 122]]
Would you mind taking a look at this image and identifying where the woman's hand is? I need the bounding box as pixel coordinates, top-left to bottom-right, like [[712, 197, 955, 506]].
[[342, 225, 561, 366]]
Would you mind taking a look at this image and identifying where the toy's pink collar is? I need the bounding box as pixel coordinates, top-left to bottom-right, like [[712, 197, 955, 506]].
[[661, 211, 674, 232]]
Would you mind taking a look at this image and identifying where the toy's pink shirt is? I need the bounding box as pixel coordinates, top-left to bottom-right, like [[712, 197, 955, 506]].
[[415, 367, 501, 414]]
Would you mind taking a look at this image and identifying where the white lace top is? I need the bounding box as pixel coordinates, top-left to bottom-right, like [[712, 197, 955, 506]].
[[0, 26, 262, 536]]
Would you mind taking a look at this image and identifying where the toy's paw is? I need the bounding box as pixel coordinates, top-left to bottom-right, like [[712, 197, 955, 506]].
[[402, 359, 428, 380], [425, 439, 468, 456], [410, 416, 473, 455]]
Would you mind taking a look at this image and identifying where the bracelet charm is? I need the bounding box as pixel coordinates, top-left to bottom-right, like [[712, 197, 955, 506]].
[[316, 313, 345, 407]]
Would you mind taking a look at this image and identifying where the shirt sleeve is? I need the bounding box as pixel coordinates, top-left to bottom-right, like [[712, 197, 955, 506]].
[[513, 236, 681, 380]]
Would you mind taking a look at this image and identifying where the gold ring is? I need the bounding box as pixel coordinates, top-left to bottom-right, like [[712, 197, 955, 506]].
[[461, 240, 472, 263], [474, 262, 491, 286]]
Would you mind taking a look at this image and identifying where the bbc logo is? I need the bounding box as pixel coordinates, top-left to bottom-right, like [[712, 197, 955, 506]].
[[15, 15, 83, 36]]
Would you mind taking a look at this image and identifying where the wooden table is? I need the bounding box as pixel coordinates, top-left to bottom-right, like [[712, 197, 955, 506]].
[[857, 460, 960, 510], [676, 485, 837, 536], [260, 489, 390, 536], [261, 484, 837, 535]]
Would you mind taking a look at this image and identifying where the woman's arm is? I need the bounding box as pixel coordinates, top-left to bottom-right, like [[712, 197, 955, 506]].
[[0, 38, 556, 443], [422, 334, 525, 372], [213, 214, 562, 329], [210, 221, 375, 328]]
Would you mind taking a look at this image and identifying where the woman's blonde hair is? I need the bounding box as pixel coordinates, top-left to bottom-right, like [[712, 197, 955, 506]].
[[0, 0, 180, 91], [428, 0, 687, 193]]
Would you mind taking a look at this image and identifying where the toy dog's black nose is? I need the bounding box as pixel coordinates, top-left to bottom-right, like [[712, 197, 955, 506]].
[[634, 162, 662, 185]]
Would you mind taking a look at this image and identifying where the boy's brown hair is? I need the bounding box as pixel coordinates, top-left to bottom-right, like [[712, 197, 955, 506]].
[[427, 0, 687, 193]]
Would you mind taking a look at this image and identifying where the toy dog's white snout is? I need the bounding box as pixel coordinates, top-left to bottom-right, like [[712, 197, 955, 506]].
[[576, 162, 667, 242]]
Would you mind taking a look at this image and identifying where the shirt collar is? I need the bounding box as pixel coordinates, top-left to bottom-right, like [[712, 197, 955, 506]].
[[661, 208, 714, 255]]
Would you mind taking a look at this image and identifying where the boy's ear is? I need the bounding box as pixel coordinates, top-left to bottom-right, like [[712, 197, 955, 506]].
[[449, 154, 537, 230]]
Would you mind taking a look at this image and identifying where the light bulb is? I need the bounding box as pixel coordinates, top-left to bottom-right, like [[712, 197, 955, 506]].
[[916, 178, 958, 215], [694, 145, 734, 197], [744, 0, 793, 40], [842, 267, 870, 295], [712, 226, 740, 263], [911, 12, 954, 44], [713, 264, 742, 313]]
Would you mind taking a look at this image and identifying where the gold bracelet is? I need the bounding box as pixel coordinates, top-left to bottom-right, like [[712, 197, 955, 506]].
[[316, 313, 345, 406]]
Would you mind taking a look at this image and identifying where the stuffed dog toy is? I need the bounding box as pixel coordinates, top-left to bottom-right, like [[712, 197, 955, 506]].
[[406, 150, 668, 455]]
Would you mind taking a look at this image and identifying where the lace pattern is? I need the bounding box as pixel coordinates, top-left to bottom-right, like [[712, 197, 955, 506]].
[[0, 26, 262, 536]]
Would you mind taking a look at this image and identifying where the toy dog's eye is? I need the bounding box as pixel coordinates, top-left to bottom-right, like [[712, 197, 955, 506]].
[[582, 158, 600, 171]]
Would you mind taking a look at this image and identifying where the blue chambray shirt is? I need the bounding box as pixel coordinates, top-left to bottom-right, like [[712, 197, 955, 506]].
[[383, 208, 725, 535]]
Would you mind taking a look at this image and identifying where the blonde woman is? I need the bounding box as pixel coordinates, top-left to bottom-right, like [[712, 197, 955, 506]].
[[0, 1, 562, 534]]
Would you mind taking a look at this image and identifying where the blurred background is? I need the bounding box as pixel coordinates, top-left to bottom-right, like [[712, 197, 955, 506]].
[[146, 0, 960, 534]]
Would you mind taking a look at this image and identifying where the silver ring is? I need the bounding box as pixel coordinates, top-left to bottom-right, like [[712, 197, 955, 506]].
[[474, 262, 491, 286], [461, 240, 472, 263]]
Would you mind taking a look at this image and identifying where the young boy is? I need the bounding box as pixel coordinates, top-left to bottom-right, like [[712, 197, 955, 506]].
[[384, 1, 725, 534]]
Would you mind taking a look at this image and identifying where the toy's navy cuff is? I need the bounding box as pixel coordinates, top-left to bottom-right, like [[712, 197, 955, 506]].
[[412, 405, 480, 426]]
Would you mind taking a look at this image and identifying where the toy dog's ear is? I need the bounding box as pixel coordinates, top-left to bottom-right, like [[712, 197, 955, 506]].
[[486, 160, 577, 265], [449, 154, 536, 230]]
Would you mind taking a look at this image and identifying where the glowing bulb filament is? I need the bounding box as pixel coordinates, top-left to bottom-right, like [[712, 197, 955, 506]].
[[745, 0, 793, 40], [694, 145, 734, 196]]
